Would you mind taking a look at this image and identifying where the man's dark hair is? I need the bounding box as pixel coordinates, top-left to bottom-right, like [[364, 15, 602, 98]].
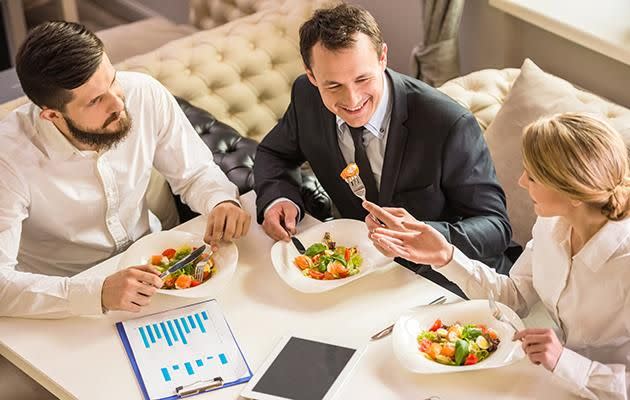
[[16, 21, 104, 110], [299, 3, 384, 70]]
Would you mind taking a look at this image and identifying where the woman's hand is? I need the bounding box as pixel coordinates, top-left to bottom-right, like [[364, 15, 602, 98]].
[[369, 219, 454, 267], [513, 328, 563, 371]]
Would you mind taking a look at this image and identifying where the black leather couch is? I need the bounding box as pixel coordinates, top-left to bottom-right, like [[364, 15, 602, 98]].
[[175, 97, 333, 222]]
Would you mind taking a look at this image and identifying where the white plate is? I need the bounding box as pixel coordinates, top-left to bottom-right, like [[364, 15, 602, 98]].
[[118, 231, 237, 298], [270, 219, 392, 293], [392, 299, 525, 373]]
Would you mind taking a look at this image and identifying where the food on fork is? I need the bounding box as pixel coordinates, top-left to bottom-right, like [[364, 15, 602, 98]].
[[417, 319, 500, 366], [149, 245, 215, 289], [340, 162, 360, 180], [293, 232, 363, 280]]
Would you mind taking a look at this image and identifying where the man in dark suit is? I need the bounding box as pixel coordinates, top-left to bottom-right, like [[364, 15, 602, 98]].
[[254, 3, 514, 295]]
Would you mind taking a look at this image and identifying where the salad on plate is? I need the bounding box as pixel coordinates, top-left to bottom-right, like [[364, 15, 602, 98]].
[[148, 245, 215, 290], [293, 232, 362, 280], [417, 319, 501, 366]]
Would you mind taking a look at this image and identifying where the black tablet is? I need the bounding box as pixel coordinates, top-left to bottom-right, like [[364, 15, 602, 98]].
[[241, 336, 365, 400]]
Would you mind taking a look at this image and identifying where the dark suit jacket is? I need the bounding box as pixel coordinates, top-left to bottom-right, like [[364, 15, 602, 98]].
[[254, 69, 513, 276]]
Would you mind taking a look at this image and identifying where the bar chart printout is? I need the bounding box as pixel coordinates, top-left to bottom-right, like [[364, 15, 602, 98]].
[[116, 300, 252, 400]]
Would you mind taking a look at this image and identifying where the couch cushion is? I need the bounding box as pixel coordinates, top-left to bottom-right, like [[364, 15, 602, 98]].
[[484, 58, 630, 245]]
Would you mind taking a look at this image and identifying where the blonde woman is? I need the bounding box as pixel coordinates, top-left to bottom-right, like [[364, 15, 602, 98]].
[[365, 113, 629, 399]]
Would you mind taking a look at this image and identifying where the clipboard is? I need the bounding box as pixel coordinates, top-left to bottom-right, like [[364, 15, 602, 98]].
[[116, 299, 252, 400]]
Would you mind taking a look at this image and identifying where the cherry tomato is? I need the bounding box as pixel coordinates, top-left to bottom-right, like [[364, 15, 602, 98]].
[[161, 248, 177, 259], [429, 319, 442, 332], [464, 353, 478, 365], [190, 280, 201, 287]]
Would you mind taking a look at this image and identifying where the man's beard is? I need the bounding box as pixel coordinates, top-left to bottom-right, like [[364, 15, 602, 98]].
[[63, 107, 132, 152]]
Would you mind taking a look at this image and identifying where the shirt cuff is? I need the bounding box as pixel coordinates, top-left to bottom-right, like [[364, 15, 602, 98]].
[[203, 192, 241, 215], [264, 198, 301, 221], [552, 347, 592, 390], [68, 275, 107, 316], [433, 247, 474, 282]]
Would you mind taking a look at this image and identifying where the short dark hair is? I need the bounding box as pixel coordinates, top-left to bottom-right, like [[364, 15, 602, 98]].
[[299, 3, 384, 70], [16, 21, 104, 110]]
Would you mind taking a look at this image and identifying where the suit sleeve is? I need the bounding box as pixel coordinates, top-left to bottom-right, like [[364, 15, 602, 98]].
[[425, 113, 512, 264], [254, 81, 307, 224]]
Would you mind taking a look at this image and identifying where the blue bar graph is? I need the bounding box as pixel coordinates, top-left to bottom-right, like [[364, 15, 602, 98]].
[[174, 319, 187, 345], [160, 353, 231, 382], [147, 325, 156, 343], [195, 314, 206, 333], [153, 324, 161, 339], [139, 327, 149, 348], [138, 312, 209, 350], [185, 362, 194, 375], [167, 320, 178, 342], [180, 317, 190, 333], [160, 322, 172, 346], [161, 368, 171, 382]]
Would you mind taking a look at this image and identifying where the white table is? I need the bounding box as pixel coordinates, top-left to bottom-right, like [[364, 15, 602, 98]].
[[0, 192, 578, 399]]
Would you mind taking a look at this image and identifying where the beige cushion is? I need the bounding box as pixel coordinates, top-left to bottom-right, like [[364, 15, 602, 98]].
[[484, 59, 630, 245], [438, 68, 520, 130]]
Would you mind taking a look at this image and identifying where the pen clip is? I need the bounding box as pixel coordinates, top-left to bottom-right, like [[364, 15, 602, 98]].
[[175, 376, 223, 398]]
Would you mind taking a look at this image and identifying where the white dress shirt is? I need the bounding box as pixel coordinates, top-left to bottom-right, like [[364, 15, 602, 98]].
[[0, 71, 239, 318], [438, 216, 630, 399]]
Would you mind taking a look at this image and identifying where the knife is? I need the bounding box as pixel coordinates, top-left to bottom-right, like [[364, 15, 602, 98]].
[[159, 245, 207, 279], [290, 236, 306, 255]]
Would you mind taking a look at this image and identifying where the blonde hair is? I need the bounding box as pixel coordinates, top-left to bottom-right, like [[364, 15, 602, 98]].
[[522, 112, 630, 220]]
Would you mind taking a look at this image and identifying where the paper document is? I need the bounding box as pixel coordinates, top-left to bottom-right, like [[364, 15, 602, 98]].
[[116, 300, 252, 400]]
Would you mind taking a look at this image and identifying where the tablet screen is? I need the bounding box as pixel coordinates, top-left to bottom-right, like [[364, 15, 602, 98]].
[[252, 337, 356, 400]]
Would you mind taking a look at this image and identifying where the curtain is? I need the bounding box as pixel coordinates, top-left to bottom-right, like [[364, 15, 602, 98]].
[[411, 0, 465, 87]]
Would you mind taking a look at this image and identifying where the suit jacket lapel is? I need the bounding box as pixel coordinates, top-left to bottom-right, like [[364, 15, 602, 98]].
[[379, 69, 408, 205]]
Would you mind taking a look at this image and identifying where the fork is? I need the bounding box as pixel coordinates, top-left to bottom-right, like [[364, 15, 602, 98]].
[[344, 174, 367, 201], [343, 174, 382, 224], [488, 289, 520, 333]]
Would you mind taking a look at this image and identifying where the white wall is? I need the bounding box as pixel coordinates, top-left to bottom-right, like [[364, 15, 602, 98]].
[[459, 1, 630, 108]]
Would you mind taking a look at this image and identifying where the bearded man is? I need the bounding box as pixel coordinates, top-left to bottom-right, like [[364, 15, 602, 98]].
[[0, 21, 250, 318]]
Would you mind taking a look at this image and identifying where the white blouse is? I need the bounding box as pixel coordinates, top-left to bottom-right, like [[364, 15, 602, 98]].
[[438, 216, 630, 399]]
